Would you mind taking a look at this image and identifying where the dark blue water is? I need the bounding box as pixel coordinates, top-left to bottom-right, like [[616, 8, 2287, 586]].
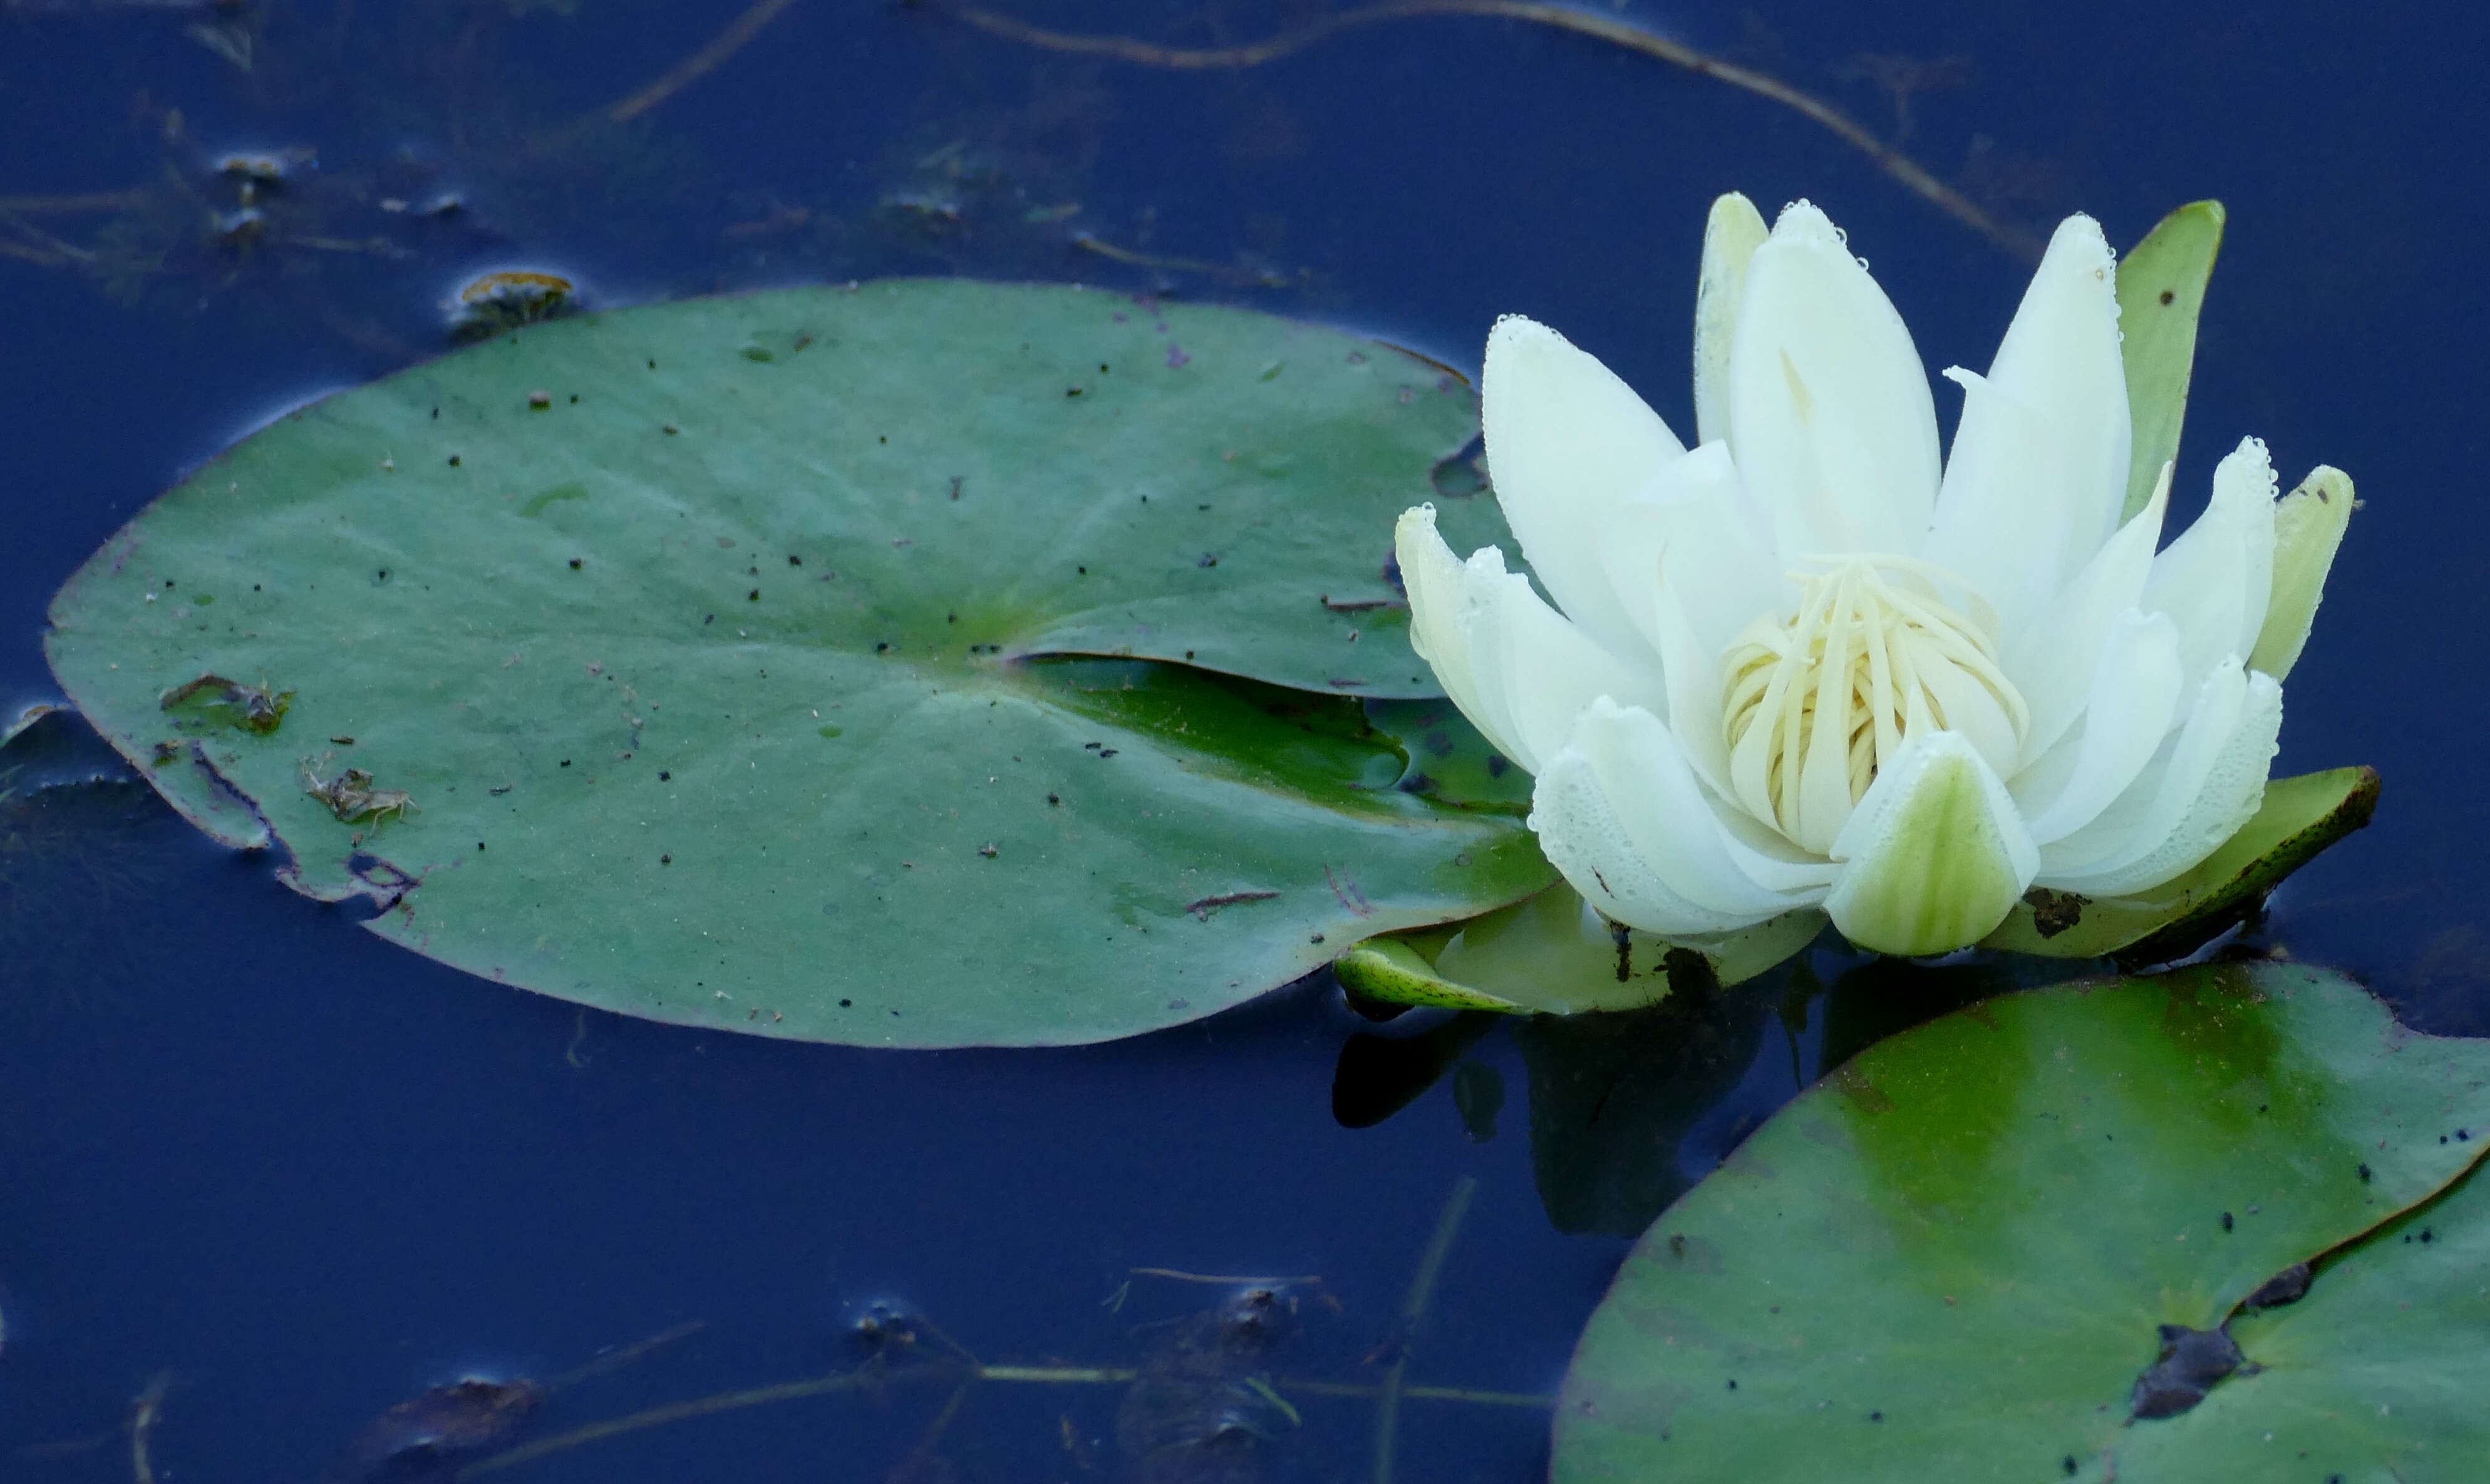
[[4, 2, 2483, 1478]]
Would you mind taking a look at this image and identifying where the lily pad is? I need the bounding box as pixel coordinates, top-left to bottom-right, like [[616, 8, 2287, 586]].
[[1552, 962, 2490, 1483], [1983, 766, 2379, 962], [2117, 200, 2224, 521], [2122, 1129, 2490, 1478], [44, 281, 1551, 1047], [1333, 881, 1825, 1013]]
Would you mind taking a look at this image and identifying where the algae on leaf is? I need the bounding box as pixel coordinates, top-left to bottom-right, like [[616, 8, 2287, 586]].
[[45, 281, 1549, 1047]]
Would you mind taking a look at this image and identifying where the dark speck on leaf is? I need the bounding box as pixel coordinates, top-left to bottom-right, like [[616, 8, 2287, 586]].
[[1186, 650, 1195, 659], [1868, 1412, 1882, 1423], [1311, 933, 1325, 944], [659, 771, 671, 781], [876, 642, 889, 652], [1486, 755, 1511, 777], [1397, 772, 1435, 794], [2159, 289, 2176, 304], [840, 998, 852, 1008], [2063, 1459, 2077, 1477], [1198, 554, 1218, 567], [560, 759, 571, 766], [2221, 1211, 2233, 1232], [1098, 749, 1118, 758], [2243, 1262, 2311, 1311], [1047, 793, 1060, 805], [1077, 565, 1087, 575], [661, 853, 671, 864], [569, 558, 582, 569], [748, 589, 760, 600], [2359, 1162, 2372, 1182], [1725, 1379, 1736, 1391], [788, 555, 802, 565], [447, 454, 462, 466]]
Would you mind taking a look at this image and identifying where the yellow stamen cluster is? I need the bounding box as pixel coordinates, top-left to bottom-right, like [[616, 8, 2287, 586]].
[[1721, 559, 2027, 853]]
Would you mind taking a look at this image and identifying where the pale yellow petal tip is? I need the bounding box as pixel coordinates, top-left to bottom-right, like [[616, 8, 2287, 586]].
[[2248, 464, 2355, 681], [1824, 734, 2033, 956], [1706, 192, 1767, 239]]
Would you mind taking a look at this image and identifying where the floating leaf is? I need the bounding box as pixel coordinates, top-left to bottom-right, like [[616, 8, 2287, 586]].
[[2117, 200, 2224, 521], [44, 281, 1548, 1046], [1553, 963, 2490, 1483], [1983, 766, 2379, 962]]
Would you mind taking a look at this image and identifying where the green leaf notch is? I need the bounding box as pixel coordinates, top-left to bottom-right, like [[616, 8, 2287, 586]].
[[44, 282, 1549, 1047], [1554, 963, 2490, 1483]]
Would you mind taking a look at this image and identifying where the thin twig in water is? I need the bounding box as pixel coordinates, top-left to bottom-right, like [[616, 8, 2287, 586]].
[[599, 0, 807, 123], [1128, 1266, 1324, 1286], [1375, 1174, 1478, 1484], [543, 1319, 709, 1391], [0, 190, 145, 215], [929, 0, 2040, 260]]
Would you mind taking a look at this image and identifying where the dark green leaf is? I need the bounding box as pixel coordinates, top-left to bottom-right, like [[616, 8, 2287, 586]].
[[1554, 963, 2490, 1483], [44, 281, 1548, 1046]]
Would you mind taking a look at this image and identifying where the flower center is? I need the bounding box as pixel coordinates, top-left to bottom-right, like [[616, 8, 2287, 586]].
[[1719, 558, 2027, 853]]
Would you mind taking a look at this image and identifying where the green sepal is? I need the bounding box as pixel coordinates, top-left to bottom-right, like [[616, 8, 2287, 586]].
[[2117, 200, 2225, 521], [1982, 765, 2378, 962], [1337, 882, 1825, 1015], [1331, 935, 1526, 1013]]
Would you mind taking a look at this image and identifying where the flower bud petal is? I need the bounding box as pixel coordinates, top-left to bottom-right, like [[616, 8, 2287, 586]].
[[1822, 731, 2037, 956]]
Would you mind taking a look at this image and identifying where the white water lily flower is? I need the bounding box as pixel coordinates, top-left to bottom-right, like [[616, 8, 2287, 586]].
[[1397, 195, 2353, 957]]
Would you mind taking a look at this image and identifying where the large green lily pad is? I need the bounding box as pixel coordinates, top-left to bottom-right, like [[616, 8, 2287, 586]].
[[1554, 962, 2490, 1482], [44, 280, 1552, 1046]]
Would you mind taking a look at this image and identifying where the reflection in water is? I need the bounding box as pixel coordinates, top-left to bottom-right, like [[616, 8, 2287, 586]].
[[1515, 959, 1781, 1237], [1117, 1287, 1299, 1484], [328, 1377, 544, 1484]]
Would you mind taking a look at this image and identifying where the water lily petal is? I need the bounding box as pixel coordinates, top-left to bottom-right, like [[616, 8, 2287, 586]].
[[1531, 706, 1803, 935], [1462, 548, 1663, 776], [2036, 657, 2282, 896], [2142, 436, 2278, 697], [1596, 441, 1786, 664], [1563, 699, 1811, 921], [1482, 314, 1685, 658], [1727, 201, 1941, 558], [2248, 465, 2355, 679], [2004, 463, 2171, 768], [1395, 504, 1512, 760], [1693, 192, 1770, 448], [1923, 215, 2130, 631], [1822, 730, 2038, 956], [2012, 610, 2184, 842]]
